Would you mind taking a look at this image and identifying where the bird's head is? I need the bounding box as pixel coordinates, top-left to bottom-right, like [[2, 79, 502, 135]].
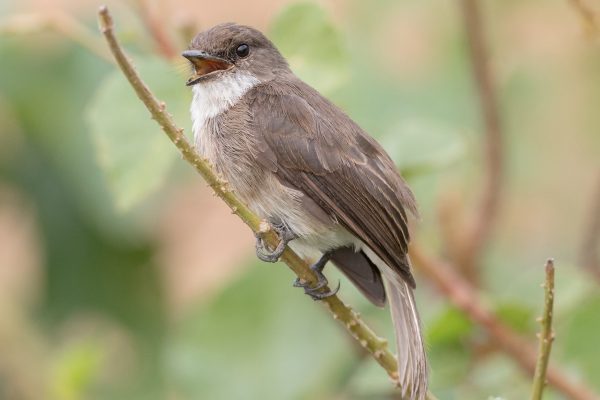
[[182, 23, 288, 86]]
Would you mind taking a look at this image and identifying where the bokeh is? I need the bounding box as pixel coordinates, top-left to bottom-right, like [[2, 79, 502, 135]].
[[1, 0, 599, 399]]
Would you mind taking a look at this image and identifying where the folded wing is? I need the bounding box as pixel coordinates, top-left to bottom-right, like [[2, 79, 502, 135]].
[[247, 81, 418, 287]]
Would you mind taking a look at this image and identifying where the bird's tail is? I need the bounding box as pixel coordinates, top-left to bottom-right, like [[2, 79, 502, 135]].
[[384, 270, 428, 400]]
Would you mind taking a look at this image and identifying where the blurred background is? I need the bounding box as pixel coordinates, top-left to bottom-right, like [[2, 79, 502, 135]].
[[1, 0, 600, 399]]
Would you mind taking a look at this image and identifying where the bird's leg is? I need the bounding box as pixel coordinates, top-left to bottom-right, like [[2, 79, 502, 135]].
[[293, 251, 340, 300], [255, 222, 297, 263]]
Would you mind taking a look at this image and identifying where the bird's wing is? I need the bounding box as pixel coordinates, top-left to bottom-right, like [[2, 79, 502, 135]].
[[247, 82, 418, 287]]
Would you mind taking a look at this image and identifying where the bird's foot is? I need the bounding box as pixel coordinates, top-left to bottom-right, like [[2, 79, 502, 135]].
[[255, 222, 296, 263], [293, 252, 340, 300]]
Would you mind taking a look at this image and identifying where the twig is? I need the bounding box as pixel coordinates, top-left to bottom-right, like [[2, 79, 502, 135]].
[[454, 0, 504, 283], [530, 260, 556, 400], [96, 6, 437, 398], [409, 244, 599, 400], [568, 0, 600, 37], [135, 0, 178, 59], [580, 173, 600, 281]]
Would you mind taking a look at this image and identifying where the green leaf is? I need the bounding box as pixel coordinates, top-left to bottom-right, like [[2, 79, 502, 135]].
[[270, 2, 349, 95], [428, 346, 472, 395], [422, 309, 474, 394], [563, 294, 600, 391], [426, 306, 473, 348], [86, 57, 191, 211], [51, 340, 104, 400], [494, 302, 535, 335], [466, 354, 531, 399], [381, 119, 467, 177]]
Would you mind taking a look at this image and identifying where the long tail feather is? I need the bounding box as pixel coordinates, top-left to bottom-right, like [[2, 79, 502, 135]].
[[386, 276, 428, 399], [357, 247, 428, 398]]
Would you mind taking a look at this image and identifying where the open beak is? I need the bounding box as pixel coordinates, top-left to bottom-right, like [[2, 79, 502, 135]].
[[182, 50, 233, 86]]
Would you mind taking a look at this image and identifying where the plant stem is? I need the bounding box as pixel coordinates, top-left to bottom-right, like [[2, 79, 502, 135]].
[[580, 173, 600, 282], [455, 0, 504, 284], [530, 260, 556, 400], [568, 0, 600, 37]]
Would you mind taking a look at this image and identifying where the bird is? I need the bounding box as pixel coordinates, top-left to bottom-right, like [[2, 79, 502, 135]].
[[182, 23, 427, 399]]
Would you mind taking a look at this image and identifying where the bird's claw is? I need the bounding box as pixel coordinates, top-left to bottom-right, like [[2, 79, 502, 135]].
[[254, 223, 296, 263], [255, 235, 282, 262], [306, 280, 340, 300], [292, 260, 340, 300]]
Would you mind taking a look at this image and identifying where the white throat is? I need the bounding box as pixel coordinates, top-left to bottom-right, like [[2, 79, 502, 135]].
[[190, 71, 259, 141]]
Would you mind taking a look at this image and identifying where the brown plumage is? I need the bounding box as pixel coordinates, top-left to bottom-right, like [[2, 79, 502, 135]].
[[184, 23, 428, 399], [246, 79, 419, 287]]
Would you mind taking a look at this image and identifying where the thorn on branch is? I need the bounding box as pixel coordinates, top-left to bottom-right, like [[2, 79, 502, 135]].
[[258, 220, 271, 234]]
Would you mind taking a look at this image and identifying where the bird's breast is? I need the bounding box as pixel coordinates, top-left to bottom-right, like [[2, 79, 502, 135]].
[[190, 79, 296, 227], [190, 71, 261, 181], [189, 76, 352, 251]]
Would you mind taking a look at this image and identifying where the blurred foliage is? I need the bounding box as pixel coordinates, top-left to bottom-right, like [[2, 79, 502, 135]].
[[166, 263, 355, 400], [427, 307, 473, 348], [0, 1, 599, 399], [87, 57, 188, 211], [271, 2, 349, 94], [494, 302, 535, 335], [381, 121, 466, 179], [51, 339, 105, 400], [563, 295, 600, 389]]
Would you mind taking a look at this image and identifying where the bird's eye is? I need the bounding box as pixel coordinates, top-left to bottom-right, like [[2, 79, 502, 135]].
[[236, 44, 250, 58]]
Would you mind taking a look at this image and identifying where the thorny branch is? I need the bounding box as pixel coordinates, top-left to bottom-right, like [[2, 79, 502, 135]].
[[409, 245, 599, 400], [454, 0, 504, 283], [530, 260, 555, 400], [96, 6, 437, 399]]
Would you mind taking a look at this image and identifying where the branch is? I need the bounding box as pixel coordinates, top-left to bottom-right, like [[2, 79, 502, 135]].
[[96, 6, 437, 398], [568, 0, 600, 37], [135, 0, 178, 59], [454, 0, 504, 283], [580, 172, 600, 282], [530, 259, 556, 400], [409, 244, 600, 400]]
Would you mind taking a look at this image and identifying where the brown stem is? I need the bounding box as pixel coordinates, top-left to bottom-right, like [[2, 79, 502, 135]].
[[568, 0, 600, 36], [454, 0, 504, 284], [96, 6, 437, 398], [135, 0, 178, 59], [530, 260, 556, 400], [410, 244, 599, 400], [580, 172, 600, 281]]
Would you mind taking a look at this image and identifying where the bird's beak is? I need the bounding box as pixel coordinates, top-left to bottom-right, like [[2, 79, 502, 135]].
[[182, 50, 233, 86]]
